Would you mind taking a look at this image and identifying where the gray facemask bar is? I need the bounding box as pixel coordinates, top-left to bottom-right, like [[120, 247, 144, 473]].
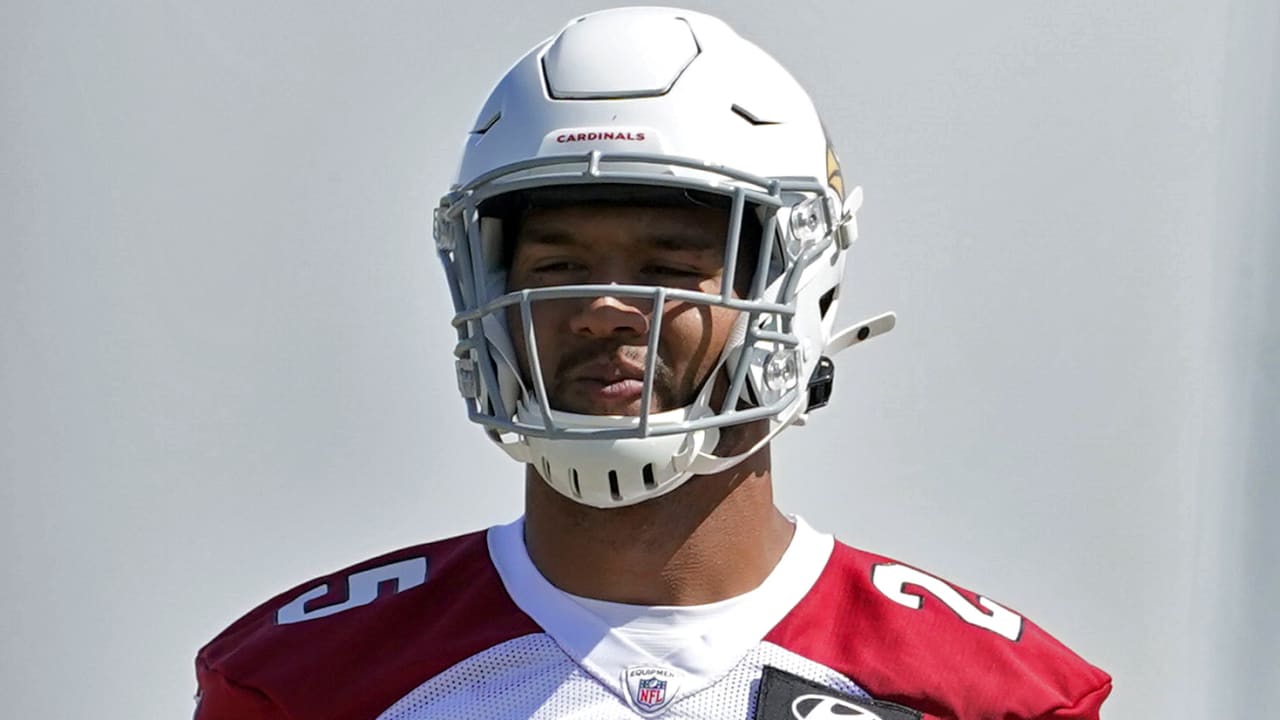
[[436, 150, 839, 441]]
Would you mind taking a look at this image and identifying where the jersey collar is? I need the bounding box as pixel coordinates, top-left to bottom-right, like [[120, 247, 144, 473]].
[[486, 514, 834, 708]]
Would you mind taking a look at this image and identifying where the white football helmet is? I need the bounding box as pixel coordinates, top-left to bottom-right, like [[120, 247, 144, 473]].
[[434, 7, 893, 508]]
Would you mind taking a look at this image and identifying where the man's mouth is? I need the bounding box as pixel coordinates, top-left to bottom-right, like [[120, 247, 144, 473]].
[[573, 377, 645, 401], [558, 358, 653, 411]]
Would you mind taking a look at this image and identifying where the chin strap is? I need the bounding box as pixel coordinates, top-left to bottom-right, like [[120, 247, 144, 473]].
[[683, 393, 806, 476]]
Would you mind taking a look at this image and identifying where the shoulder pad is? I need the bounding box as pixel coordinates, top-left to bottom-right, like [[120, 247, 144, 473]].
[[195, 530, 539, 719], [767, 542, 1112, 719]]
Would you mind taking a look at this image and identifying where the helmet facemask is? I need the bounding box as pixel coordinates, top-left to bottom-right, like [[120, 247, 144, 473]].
[[436, 151, 855, 508]]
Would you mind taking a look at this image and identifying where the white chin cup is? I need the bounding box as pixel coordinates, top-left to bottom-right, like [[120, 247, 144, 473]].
[[514, 400, 721, 509]]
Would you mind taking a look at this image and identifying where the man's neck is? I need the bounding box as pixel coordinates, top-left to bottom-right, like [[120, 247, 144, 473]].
[[521, 445, 793, 606]]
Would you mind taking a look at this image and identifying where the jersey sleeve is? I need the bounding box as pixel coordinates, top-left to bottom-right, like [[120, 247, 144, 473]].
[[194, 659, 288, 720], [1031, 680, 1112, 720]]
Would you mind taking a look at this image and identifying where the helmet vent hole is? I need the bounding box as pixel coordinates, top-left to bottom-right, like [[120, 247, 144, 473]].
[[730, 103, 780, 127], [641, 463, 657, 490], [607, 470, 622, 501], [570, 469, 582, 498], [470, 110, 501, 135], [541, 457, 552, 479]]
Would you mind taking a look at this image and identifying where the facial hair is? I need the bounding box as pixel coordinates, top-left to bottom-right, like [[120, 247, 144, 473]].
[[547, 341, 681, 414]]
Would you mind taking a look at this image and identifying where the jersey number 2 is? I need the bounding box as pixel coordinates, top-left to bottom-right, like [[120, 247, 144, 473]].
[[871, 563, 1023, 641]]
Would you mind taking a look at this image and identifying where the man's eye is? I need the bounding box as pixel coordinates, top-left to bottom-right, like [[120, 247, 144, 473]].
[[531, 261, 583, 273], [646, 265, 701, 277]]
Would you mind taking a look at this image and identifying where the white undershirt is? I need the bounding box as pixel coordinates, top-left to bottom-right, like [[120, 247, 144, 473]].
[[487, 514, 834, 702], [563, 573, 765, 659]]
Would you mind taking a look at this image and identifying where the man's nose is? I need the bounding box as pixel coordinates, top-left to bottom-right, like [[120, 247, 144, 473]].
[[568, 291, 650, 338]]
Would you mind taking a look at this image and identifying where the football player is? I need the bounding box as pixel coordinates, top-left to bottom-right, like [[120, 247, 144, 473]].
[[194, 8, 1111, 719]]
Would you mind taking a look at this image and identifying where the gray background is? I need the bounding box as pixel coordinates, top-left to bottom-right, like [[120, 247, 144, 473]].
[[3, 1, 1277, 718]]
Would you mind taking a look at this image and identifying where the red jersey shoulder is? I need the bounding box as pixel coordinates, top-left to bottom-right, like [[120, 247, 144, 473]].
[[768, 541, 1112, 720], [195, 529, 539, 720]]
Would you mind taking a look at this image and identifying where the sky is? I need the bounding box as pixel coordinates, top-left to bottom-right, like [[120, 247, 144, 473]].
[[2, 1, 1277, 717]]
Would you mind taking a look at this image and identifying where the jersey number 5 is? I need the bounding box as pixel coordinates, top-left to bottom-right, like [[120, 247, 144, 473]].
[[871, 563, 1024, 641], [276, 557, 428, 625]]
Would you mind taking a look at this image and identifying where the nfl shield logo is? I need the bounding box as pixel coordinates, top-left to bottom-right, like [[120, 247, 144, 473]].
[[623, 665, 681, 715], [636, 677, 667, 709]]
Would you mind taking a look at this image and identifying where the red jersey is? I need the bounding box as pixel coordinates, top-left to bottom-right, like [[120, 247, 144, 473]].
[[194, 518, 1110, 719]]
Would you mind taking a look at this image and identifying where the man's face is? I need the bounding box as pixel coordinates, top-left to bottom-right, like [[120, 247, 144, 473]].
[[506, 203, 740, 416]]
